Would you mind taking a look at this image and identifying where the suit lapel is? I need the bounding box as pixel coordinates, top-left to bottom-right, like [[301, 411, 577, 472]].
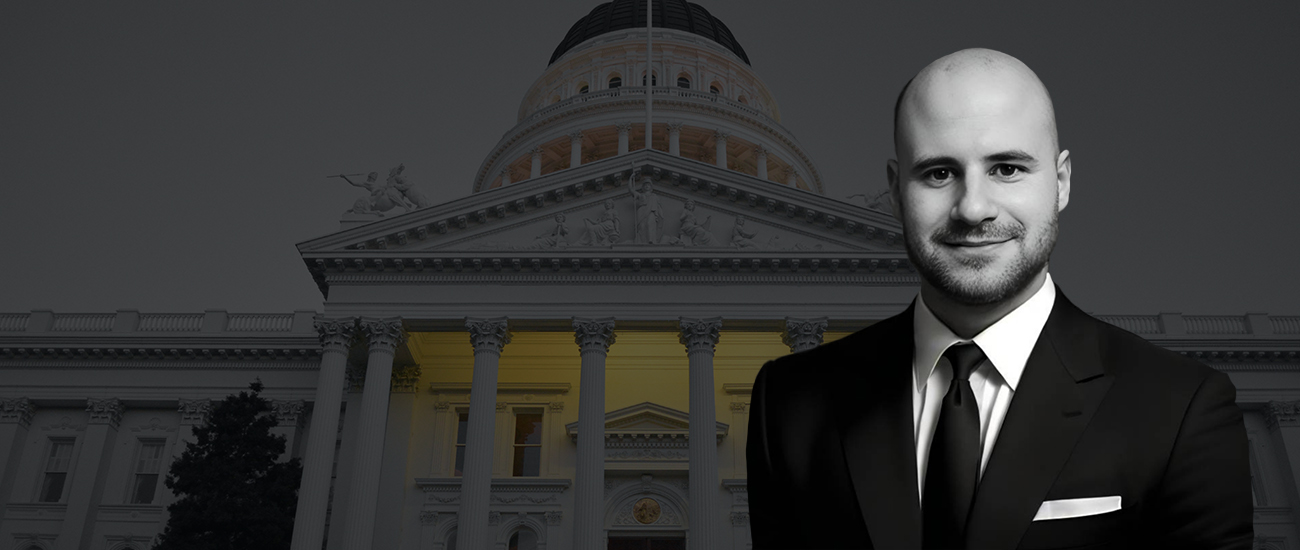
[[964, 288, 1113, 549], [835, 305, 923, 549]]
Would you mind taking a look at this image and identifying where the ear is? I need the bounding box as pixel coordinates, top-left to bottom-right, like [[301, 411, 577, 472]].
[[886, 159, 903, 221], [1056, 149, 1072, 212]]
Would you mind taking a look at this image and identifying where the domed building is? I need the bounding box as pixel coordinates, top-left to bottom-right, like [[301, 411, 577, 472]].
[[2, 1, 1299, 549]]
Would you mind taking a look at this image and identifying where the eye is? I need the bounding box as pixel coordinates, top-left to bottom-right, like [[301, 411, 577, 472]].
[[992, 165, 1023, 178], [925, 168, 954, 183]]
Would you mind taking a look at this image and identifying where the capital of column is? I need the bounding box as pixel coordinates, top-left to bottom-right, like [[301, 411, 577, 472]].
[[530, 146, 545, 158], [466, 317, 511, 354], [573, 317, 617, 353], [0, 397, 35, 427], [271, 399, 305, 428], [666, 122, 684, 134], [315, 318, 357, 353], [569, 130, 585, 142], [391, 365, 423, 393], [616, 122, 633, 134], [679, 317, 723, 353], [1266, 400, 1300, 431], [714, 130, 729, 141], [783, 317, 828, 353], [178, 398, 213, 425], [360, 317, 406, 353], [753, 146, 767, 157], [86, 397, 125, 428]]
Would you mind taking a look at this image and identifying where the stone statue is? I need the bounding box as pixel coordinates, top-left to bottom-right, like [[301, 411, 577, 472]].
[[730, 215, 759, 248], [338, 171, 407, 215], [629, 177, 664, 244], [678, 199, 720, 246], [387, 164, 431, 209], [581, 199, 621, 246], [527, 213, 570, 249]]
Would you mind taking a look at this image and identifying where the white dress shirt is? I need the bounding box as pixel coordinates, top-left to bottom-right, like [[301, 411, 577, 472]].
[[912, 273, 1056, 504]]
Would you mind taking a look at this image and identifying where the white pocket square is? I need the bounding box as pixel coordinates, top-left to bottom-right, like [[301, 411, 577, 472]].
[[1032, 496, 1122, 521]]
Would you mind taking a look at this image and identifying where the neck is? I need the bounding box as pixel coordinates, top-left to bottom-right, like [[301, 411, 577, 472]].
[[921, 268, 1048, 339]]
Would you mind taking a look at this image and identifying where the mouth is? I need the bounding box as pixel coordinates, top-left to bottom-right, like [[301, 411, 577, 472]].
[[943, 239, 1010, 248]]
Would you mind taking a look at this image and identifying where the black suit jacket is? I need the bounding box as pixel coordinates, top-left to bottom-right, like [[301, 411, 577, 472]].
[[746, 288, 1252, 549]]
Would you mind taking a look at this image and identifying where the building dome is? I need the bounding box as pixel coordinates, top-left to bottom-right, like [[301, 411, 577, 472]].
[[549, 0, 750, 66]]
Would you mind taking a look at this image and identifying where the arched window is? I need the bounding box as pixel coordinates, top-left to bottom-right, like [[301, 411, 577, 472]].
[[642, 72, 657, 86], [677, 73, 691, 89], [738, 95, 748, 105], [709, 83, 721, 94], [508, 529, 539, 550], [578, 82, 589, 94], [550, 95, 561, 104], [608, 75, 622, 89]]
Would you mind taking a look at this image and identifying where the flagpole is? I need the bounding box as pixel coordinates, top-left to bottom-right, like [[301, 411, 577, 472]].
[[645, 0, 653, 152]]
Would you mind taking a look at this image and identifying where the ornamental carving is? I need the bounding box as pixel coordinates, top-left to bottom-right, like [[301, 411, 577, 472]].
[[87, 397, 125, 427], [315, 318, 356, 353], [606, 448, 688, 460], [731, 511, 750, 526], [679, 317, 723, 353], [466, 317, 511, 353], [549, 401, 565, 412], [614, 506, 681, 526], [271, 400, 305, 427], [390, 365, 422, 393], [573, 318, 617, 353], [729, 402, 748, 412], [0, 397, 35, 426], [1266, 400, 1300, 430], [783, 317, 828, 353], [488, 511, 501, 526], [420, 511, 440, 526], [633, 498, 661, 524], [360, 318, 406, 352], [545, 510, 563, 526], [666, 122, 684, 134], [177, 399, 212, 425], [616, 122, 633, 134]]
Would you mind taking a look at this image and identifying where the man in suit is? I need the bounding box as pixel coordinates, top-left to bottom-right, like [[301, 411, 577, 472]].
[[745, 48, 1252, 549]]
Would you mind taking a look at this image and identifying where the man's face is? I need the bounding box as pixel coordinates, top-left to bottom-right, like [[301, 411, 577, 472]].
[[888, 73, 1070, 306]]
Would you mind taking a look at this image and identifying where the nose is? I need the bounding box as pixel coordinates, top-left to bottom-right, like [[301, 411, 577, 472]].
[[951, 173, 998, 226]]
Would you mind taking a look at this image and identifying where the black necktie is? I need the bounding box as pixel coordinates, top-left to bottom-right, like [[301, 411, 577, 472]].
[[922, 343, 987, 550]]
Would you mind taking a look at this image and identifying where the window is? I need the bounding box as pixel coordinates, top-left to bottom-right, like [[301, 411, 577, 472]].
[[608, 76, 622, 89], [40, 439, 74, 502], [579, 83, 589, 94], [130, 440, 165, 504], [738, 95, 748, 105], [454, 411, 469, 476], [511, 410, 543, 477], [677, 76, 690, 89], [642, 73, 657, 86], [509, 529, 539, 550], [709, 83, 721, 94]]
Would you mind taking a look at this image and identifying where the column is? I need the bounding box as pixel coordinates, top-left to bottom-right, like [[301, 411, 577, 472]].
[[784, 167, 798, 187], [290, 318, 355, 550], [340, 317, 406, 550], [754, 147, 768, 180], [617, 123, 632, 155], [714, 131, 729, 169], [782, 317, 828, 353], [680, 317, 723, 550], [1265, 401, 1300, 529], [573, 318, 617, 550], [570, 131, 584, 169], [530, 147, 544, 179], [163, 399, 212, 515], [270, 400, 305, 461], [458, 317, 512, 550], [500, 167, 512, 186], [0, 398, 35, 503], [57, 398, 125, 550], [667, 122, 683, 156]]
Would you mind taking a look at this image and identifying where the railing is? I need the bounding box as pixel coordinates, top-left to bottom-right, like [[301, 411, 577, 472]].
[[1272, 316, 1300, 335], [0, 314, 29, 332], [1185, 315, 1248, 335], [522, 86, 773, 126], [1097, 315, 1162, 335], [226, 314, 294, 332], [51, 314, 114, 332], [139, 314, 204, 332]]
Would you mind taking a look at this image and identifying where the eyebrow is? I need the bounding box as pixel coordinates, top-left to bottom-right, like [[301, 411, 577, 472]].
[[909, 150, 1040, 175]]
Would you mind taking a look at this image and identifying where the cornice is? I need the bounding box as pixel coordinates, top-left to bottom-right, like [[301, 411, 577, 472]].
[[0, 346, 322, 362]]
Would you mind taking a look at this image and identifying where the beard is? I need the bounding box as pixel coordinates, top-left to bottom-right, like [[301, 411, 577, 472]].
[[904, 214, 1057, 306]]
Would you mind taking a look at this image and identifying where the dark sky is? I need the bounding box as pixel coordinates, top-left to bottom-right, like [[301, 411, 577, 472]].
[[2, 2, 1296, 316]]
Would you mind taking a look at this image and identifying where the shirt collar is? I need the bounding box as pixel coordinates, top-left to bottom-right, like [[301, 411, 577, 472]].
[[912, 273, 1057, 393]]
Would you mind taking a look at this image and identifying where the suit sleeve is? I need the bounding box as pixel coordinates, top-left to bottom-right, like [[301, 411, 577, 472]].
[[747, 360, 798, 549], [1149, 370, 1253, 549]]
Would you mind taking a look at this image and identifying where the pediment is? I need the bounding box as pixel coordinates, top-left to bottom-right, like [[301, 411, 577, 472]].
[[564, 401, 727, 439], [297, 152, 905, 258]]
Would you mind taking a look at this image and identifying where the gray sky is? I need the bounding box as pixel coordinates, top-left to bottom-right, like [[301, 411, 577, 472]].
[[2, 2, 1296, 316]]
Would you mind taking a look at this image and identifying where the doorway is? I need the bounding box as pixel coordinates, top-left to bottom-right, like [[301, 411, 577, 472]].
[[607, 536, 685, 550]]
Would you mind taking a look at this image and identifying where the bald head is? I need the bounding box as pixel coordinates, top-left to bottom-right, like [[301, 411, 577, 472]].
[[893, 48, 1058, 154]]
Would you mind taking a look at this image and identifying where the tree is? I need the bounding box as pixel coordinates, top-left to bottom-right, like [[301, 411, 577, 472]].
[[153, 380, 303, 550]]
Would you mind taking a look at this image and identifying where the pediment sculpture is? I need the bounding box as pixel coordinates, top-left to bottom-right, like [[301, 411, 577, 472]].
[[332, 163, 431, 219]]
